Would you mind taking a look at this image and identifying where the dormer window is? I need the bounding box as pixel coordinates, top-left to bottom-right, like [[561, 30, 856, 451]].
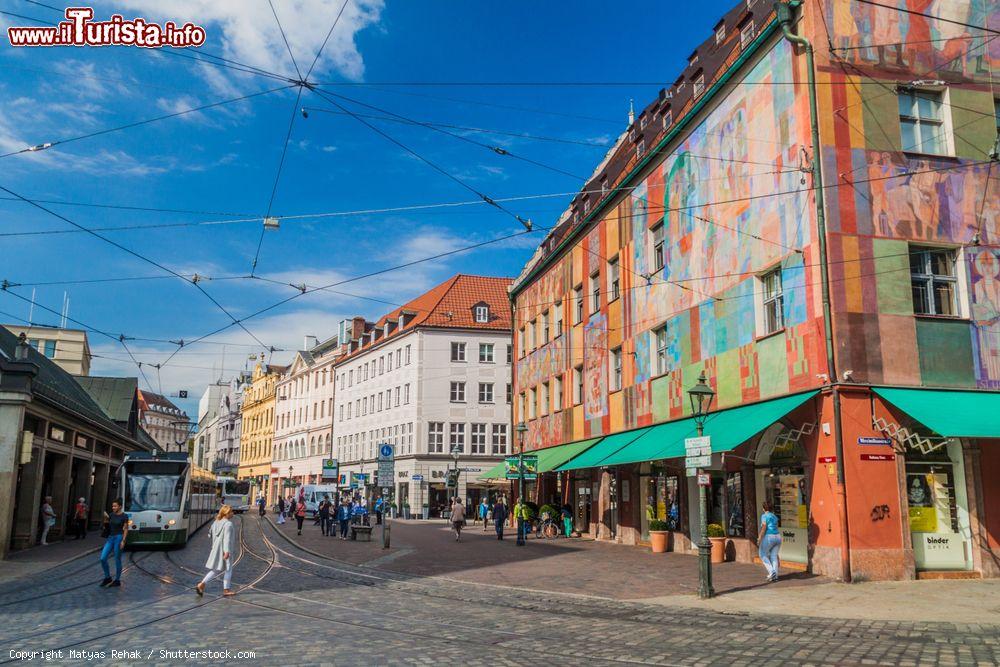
[[740, 20, 755, 49], [600, 176, 608, 195], [583, 198, 590, 215], [715, 22, 726, 44], [636, 138, 646, 159], [693, 72, 705, 97], [639, 114, 647, 130], [688, 51, 699, 67], [474, 304, 490, 323], [662, 108, 673, 130]]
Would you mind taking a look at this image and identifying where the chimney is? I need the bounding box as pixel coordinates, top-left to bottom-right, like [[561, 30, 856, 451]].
[[303, 335, 318, 350]]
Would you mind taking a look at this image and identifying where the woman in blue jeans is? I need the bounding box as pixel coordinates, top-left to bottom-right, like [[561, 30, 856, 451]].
[[99, 500, 129, 588], [758, 501, 782, 583]]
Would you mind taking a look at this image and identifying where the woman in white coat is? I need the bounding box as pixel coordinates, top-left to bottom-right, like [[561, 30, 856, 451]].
[[196, 505, 235, 597]]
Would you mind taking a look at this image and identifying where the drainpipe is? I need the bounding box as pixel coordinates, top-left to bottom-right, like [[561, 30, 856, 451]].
[[776, 1, 851, 583]]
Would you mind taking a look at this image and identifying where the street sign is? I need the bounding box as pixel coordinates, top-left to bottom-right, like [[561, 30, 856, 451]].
[[504, 455, 538, 480], [321, 458, 339, 481], [377, 443, 394, 487], [685, 455, 712, 469], [818, 456, 837, 463], [858, 437, 892, 445], [684, 436, 711, 473], [411, 474, 424, 481], [861, 453, 895, 461], [697, 473, 710, 486]]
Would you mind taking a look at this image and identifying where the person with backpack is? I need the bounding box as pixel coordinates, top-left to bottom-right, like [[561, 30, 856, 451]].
[[318, 496, 331, 536], [293, 498, 306, 535]]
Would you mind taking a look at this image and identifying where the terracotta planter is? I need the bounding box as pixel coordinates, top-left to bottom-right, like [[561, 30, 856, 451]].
[[709, 536, 726, 563], [649, 530, 670, 553]]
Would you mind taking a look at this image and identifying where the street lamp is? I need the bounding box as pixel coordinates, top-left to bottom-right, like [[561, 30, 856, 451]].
[[688, 370, 716, 600], [450, 445, 462, 504], [515, 421, 528, 546]]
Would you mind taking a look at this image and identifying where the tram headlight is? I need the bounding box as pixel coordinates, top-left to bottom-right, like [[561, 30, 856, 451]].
[[167, 519, 176, 526]]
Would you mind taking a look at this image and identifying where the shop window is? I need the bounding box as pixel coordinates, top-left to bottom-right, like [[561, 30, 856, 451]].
[[641, 470, 681, 540], [725, 472, 745, 537], [905, 442, 971, 571], [898, 88, 950, 155], [910, 245, 959, 316]]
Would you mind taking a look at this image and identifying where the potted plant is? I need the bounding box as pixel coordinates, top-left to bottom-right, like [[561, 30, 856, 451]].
[[402, 502, 410, 520], [648, 519, 671, 553], [706, 523, 726, 563], [421, 503, 429, 520]]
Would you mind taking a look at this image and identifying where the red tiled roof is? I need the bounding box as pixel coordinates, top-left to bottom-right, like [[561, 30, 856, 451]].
[[336, 274, 512, 364]]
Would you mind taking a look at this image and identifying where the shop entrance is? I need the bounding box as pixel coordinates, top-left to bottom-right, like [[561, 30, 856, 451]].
[[754, 424, 809, 564], [428, 484, 448, 517], [905, 441, 972, 571], [639, 464, 681, 541]]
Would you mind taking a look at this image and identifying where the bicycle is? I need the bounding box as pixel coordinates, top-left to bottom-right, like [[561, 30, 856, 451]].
[[536, 512, 560, 539]]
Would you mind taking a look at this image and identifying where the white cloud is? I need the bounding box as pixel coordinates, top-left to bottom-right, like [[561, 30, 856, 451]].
[[321, 145, 337, 152], [109, 0, 384, 86]]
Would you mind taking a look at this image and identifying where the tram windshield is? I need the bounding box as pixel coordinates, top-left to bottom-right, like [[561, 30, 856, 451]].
[[125, 461, 186, 512]]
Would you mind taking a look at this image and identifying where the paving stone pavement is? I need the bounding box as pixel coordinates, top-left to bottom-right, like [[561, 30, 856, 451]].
[[0, 514, 997, 666]]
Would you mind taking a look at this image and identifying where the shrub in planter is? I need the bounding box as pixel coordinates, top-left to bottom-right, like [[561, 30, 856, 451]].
[[648, 519, 671, 553], [538, 504, 559, 520], [706, 523, 726, 563]]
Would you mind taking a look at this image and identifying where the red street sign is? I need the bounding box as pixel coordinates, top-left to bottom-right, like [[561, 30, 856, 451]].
[[697, 473, 710, 486], [860, 453, 895, 461], [818, 456, 837, 463]]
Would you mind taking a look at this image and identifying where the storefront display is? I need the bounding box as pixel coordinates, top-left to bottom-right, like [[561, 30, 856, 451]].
[[906, 442, 971, 571], [640, 466, 680, 540]]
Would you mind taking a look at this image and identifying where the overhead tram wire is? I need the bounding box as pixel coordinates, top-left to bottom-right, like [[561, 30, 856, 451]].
[[312, 88, 588, 180], [0, 183, 273, 354], [0, 196, 257, 217], [308, 86, 534, 230], [0, 84, 296, 159], [250, 86, 305, 276], [156, 225, 548, 369], [303, 0, 350, 82], [267, 0, 304, 81]]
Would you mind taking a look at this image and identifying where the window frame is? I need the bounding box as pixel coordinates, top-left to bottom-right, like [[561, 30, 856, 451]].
[[760, 267, 785, 336], [449, 381, 466, 403], [590, 271, 601, 313], [450, 341, 467, 362], [608, 256, 621, 302], [479, 342, 495, 363], [909, 245, 962, 317], [478, 382, 494, 404], [610, 347, 623, 392], [898, 87, 952, 157]]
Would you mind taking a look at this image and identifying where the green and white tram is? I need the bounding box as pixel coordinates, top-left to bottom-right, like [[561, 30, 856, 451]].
[[217, 476, 251, 513], [116, 452, 217, 547]]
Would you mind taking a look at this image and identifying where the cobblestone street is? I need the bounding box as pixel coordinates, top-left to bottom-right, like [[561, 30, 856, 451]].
[[1, 515, 998, 666]]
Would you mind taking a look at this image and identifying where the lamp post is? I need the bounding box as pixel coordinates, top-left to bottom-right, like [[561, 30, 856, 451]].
[[450, 445, 462, 504], [687, 370, 716, 600], [515, 421, 528, 545]]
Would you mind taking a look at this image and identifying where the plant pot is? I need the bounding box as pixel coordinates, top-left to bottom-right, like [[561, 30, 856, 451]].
[[402, 508, 410, 520], [421, 506, 430, 520], [709, 536, 726, 563], [649, 530, 670, 553]]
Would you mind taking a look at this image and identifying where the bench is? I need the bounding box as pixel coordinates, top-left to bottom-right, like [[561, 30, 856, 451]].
[[351, 525, 373, 542]]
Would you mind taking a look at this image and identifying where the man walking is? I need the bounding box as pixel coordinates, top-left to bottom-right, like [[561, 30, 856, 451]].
[[514, 498, 529, 546], [492, 497, 508, 540], [479, 497, 490, 532], [337, 499, 351, 539]]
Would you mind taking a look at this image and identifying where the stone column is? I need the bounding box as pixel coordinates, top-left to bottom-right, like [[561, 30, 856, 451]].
[[0, 355, 38, 559]]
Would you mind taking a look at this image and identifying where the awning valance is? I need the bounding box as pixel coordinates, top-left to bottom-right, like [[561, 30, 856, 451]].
[[557, 390, 818, 470], [874, 387, 1000, 439]]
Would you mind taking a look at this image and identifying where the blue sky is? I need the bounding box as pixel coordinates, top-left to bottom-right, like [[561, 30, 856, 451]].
[[0, 0, 735, 416]]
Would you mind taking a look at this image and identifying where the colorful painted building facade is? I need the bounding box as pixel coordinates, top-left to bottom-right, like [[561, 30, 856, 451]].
[[510, 0, 999, 581]]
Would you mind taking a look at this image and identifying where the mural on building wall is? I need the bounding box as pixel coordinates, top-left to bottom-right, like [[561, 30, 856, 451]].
[[583, 313, 609, 422], [969, 248, 1000, 387], [826, 0, 998, 78]]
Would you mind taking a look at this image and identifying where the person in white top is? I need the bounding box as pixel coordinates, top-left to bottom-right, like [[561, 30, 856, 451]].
[[196, 505, 235, 597], [40, 496, 56, 546]]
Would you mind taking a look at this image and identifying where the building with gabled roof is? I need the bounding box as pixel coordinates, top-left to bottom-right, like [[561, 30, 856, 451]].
[[332, 274, 513, 516]]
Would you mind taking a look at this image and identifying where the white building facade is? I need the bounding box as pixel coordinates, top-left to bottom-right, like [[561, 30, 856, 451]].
[[333, 275, 513, 518], [271, 335, 343, 501]]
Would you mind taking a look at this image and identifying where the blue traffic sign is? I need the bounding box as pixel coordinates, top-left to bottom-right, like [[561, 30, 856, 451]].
[[379, 444, 394, 459]]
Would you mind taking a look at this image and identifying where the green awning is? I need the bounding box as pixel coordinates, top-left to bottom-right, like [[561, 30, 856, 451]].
[[874, 387, 1000, 438], [480, 437, 604, 478], [480, 461, 507, 480], [558, 390, 818, 470], [556, 427, 653, 471], [536, 437, 603, 472]]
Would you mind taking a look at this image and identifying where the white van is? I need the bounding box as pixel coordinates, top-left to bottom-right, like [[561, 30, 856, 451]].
[[296, 484, 339, 517]]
